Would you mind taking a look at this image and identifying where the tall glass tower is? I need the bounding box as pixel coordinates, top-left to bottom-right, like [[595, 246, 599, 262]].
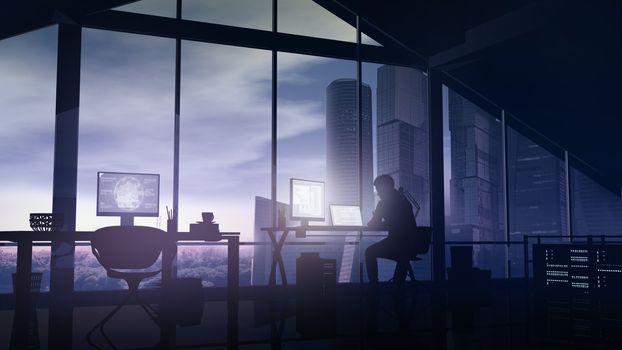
[[326, 79, 373, 219], [326, 79, 373, 283], [376, 65, 431, 280], [448, 89, 505, 277], [376, 65, 430, 226]]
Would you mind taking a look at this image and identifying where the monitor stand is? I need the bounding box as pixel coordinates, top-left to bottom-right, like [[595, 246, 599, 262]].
[[120, 214, 134, 226], [300, 219, 309, 227]]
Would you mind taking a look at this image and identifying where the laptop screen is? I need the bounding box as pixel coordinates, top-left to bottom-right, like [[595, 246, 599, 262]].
[[330, 205, 363, 226]]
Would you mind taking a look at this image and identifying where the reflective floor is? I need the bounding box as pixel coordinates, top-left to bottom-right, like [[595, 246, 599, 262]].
[[2, 280, 622, 349]]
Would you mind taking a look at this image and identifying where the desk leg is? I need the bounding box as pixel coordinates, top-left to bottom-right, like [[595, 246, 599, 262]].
[[227, 237, 239, 350], [267, 230, 278, 287], [160, 236, 177, 349], [10, 240, 32, 350], [275, 231, 289, 287]]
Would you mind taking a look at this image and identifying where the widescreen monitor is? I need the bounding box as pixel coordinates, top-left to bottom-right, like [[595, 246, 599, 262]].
[[290, 178, 325, 223], [97, 172, 160, 217]]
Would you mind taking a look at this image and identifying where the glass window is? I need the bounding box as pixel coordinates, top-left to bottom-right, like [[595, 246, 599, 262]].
[[507, 126, 567, 277], [0, 26, 57, 294], [76, 29, 174, 290], [278, 0, 356, 42], [115, 0, 176, 18], [444, 86, 506, 277], [183, 0, 271, 30], [78, 29, 175, 231], [571, 168, 622, 236], [272, 52, 361, 284], [363, 62, 431, 281], [0, 26, 57, 231], [179, 42, 271, 286]]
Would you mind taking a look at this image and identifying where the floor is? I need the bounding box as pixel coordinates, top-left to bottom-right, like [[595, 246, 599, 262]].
[[3, 280, 622, 349]]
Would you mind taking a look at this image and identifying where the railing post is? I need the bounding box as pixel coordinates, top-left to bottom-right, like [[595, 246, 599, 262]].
[[523, 235, 529, 282], [429, 69, 446, 284]]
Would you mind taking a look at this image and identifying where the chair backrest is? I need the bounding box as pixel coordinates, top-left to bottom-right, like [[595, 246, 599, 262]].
[[412, 226, 432, 255], [92, 226, 165, 270]]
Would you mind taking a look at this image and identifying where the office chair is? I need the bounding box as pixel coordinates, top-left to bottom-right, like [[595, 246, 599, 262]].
[[86, 226, 165, 350], [388, 226, 433, 285]]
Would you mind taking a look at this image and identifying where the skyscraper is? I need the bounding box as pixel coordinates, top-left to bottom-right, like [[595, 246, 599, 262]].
[[376, 65, 431, 280], [447, 89, 506, 277], [326, 79, 372, 283], [326, 79, 373, 217], [376, 65, 429, 226], [506, 129, 567, 275], [571, 169, 622, 235]]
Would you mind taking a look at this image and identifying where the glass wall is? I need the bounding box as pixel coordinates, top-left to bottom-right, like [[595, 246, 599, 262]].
[[0, 26, 57, 231], [278, 0, 355, 42], [443, 87, 506, 277], [180, 42, 270, 286], [506, 126, 567, 277], [76, 29, 174, 289], [270, 52, 360, 284], [183, 0, 271, 30], [6, 0, 621, 292], [115, 0, 176, 18], [571, 168, 622, 236], [78, 29, 175, 231], [0, 26, 58, 293], [361, 62, 431, 281]]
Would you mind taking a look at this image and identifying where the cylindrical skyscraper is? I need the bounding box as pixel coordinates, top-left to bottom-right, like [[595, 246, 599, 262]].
[[326, 79, 373, 220]]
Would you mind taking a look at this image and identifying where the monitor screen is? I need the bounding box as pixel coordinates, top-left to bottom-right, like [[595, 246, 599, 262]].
[[290, 178, 325, 221], [330, 205, 363, 226], [97, 172, 160, 217]]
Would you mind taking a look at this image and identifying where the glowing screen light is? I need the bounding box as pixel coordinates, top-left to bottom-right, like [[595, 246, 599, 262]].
[[97, 172, 160, 216], [290, 178, 325, 221]]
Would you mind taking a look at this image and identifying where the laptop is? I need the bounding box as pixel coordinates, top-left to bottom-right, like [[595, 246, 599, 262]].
[[329, 205, 363, 226]]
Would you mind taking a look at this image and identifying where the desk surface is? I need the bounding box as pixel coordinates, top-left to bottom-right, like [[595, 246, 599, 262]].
[[261, 226, 385, 232], [0, 231, 240, 242]]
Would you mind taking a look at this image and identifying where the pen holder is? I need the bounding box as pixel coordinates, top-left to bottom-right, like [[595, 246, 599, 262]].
[[167, 219, 177, 234]]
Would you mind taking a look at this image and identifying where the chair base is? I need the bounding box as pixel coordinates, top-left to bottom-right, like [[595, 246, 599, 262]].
[[86, 288, 160, 350]]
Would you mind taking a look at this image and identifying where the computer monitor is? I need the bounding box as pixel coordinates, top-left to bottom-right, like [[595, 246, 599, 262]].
[[290, 178, 325, 224], [330, 205, 363, 226], [97, 171, 160, 217]]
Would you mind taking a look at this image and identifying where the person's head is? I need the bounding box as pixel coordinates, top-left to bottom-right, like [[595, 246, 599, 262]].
[[373, 175, 395, 200]]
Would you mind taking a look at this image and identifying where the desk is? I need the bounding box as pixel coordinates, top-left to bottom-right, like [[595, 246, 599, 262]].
[[0, 230, 240, 349], [261, 226, 386, 287]]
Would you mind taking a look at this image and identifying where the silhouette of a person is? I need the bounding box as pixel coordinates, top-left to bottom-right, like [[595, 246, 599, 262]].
[[365, 175, 417, 290]]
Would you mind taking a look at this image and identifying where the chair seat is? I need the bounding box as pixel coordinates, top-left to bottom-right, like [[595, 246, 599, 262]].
[[107, 269, 161, 280]]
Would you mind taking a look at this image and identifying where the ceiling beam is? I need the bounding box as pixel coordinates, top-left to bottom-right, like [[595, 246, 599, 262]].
[[430, 1, 555, 68], [0, 0, 137, 40], [79, 10, 426, 67]]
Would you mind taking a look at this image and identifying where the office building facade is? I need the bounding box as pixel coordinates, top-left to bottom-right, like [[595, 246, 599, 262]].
[[506, 130, 567, 275], [376, 65, 430, 225], [326, 79, 373, 217], [447, 89, 506, 277], [375, 65, 431, 280], [326, 79, 372, 282]]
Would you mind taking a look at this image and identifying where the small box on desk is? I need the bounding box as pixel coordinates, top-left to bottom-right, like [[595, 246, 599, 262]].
[[189, 223, 221, 241]]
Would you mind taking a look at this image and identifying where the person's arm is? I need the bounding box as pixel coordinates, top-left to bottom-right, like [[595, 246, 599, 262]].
[[367, 200, 386, 229]]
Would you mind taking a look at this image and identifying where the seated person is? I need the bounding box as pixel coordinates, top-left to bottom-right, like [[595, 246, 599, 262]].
[[365, 175, 417, 289]]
